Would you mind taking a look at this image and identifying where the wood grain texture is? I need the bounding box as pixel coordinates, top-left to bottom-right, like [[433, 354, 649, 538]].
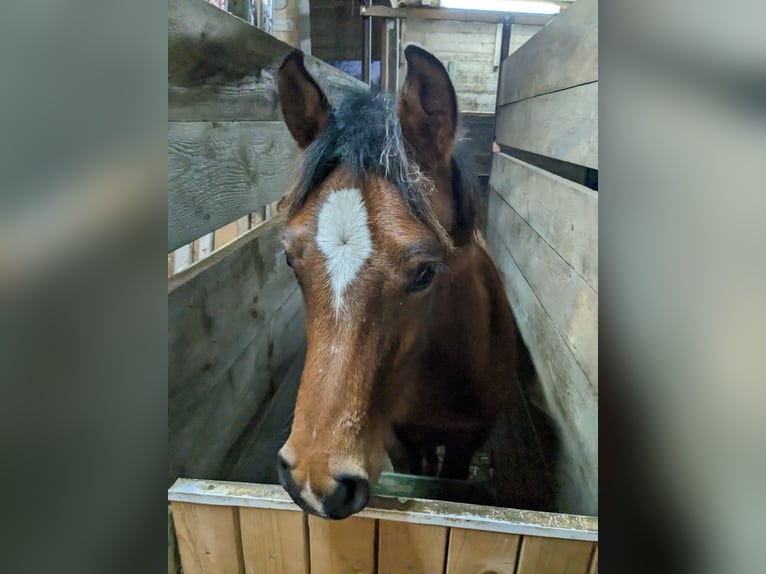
[[498, 0, 597, 105], [488, 191, 597, 390], [168, 121, 297, 251], [490, 152, 598, 290], [170, 479, 598, 541], [240, 508, 308, 574], [378, 521, 447, 574], [168, 217, 306, 484], [169, 0, 366, 121], [516, 535, 594, 574], [495, 83, 598, 169], [445, 528, 520, 574], [171, 502, 243, 574], [308, 515, 376, 574], [486, 216, 597, 515]]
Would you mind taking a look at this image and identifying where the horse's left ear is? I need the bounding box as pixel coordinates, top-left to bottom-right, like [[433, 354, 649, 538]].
[[278, 50, 330, 149], [398, 44, 458, 167]]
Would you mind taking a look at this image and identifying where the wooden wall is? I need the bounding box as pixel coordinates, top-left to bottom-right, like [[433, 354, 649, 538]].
[[487, 0, 598, 516], [170, 479, 598, 574], [168, 0, 367, 484]]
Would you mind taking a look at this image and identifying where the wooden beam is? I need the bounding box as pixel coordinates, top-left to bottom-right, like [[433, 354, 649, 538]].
[[168, 121, 296, 251], [495, 82, 598, 169], [498, 0, 597, 105], [168, 479, 599, 541], [361, 5, 556, 25], [169, 0, 365, 121]]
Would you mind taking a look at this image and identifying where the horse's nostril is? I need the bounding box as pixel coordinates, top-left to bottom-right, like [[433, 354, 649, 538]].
[[323, 474, 370, 519]]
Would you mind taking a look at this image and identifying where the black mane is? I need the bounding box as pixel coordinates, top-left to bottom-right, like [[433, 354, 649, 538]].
[[287, 90, 476, 247]]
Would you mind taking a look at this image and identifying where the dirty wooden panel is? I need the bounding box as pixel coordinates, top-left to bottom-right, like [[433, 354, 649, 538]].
[[488, 191, 597, 390], [490, 152, 597, 291], [171, 502, 242, 574], [378, 521, 447, 574], [169, 0, 365, 121], [168, 121, 296, 251], [168, 217, 306, 484], [495, 83, 597, 169], [240, 508, 308, 574], [486, 222, 597, 515], [516, 535, 594, 574], [498, 0, 597, 105], [308, 515, 376, 573], [446, 528, 520, 574]]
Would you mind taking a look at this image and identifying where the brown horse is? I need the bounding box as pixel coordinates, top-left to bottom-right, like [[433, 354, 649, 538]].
[[276, 45, 519, 519]]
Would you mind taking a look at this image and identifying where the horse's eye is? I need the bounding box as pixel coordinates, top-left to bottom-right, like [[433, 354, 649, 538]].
[[407, 264, 438, 293], [285, 253, 294, 269]]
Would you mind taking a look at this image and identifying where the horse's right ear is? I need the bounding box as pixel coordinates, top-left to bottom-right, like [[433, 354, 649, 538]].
[[278, 51, 330, 149]]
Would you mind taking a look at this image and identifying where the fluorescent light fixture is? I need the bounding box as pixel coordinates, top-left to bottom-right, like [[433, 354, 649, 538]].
[[439, 0, 561, 15]]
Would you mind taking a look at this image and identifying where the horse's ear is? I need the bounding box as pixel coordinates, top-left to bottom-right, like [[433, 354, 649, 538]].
[[278, 51, 330, 149], [398, 44, 458, 167]]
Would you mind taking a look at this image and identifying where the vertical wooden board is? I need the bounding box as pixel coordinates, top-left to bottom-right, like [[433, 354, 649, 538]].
[[214, 221, 240, 249], [378, 521, 447, 574], [240, 508, 308, 574], [589, 545, 598, 574], [308, 515, 376, 573], [445, 528, 520, 574], [516, 536, 594, 574], [171, 502, 242, 574]]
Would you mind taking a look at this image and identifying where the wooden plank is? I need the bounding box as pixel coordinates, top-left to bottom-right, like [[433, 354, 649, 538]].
[[169, 0, 366, 121], [495, 83, 598, 169], [168, 121, 297, 252], [168, 217, 306, 483], [240, 508, 308, 574], [488, 191, 597, 390], [168, 506, 179, 574], [498, 0, 597, 105], [214, 221, 240, 249], [445, 528, 520, 574], [516, 536, 594, 574], [171, 502, 242, 574], [378, 521, 447, 574], [308, 515, 376, 573], [361, 5, 556, 25], [169, 480, 599, 541], [490, 152, 598, 290], [485, 219, 598, 515]]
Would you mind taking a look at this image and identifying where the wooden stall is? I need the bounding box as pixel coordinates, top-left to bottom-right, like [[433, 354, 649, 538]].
[[487, 0, 598, 515], [168, 0, 598, 571]]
